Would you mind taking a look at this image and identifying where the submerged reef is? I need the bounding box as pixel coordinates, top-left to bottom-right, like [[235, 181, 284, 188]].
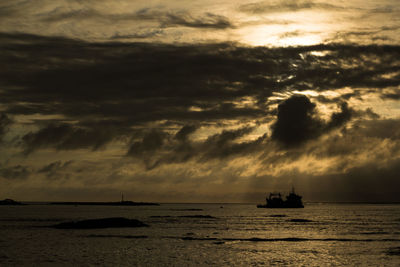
[[52, 217, 149, 229], [289, 219, 313, 223], [179, 215, 216, 219]]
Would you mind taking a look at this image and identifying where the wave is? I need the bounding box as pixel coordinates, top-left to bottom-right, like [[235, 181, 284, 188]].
[[179, 215, 217, 219], [83, 234, 148, 239], [150, 215, 217, 219], [387, 246, 400, 256], [360, 231, 390, 235], [0, 218, 66, 222], [163, 236, 400, 243], [288, 219, 313, 223], [170, 209, 203, 211]]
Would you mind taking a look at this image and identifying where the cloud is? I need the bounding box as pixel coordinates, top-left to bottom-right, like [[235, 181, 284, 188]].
[[0, 113, 12, 142], [354, 119, 400, 140], [0, 1, 29, 19], [271, 95, 355, 147], [0, 33, 270, 126], [160, 11, 234, 29], [21, 123, 121, 154], [38, 160, 73, 179], [0, 32, 399, 159], [42, 8, 234, 29], [127, 129, 168, 157], [271, 95, 322, 147], [126, 125, 266, 170], [239, 0, 344, 14], [0, 164, 31, 180], [326, 102, 353, 130], [381, 89, 400, 100], [198, 126, 258, 160], [111, 30, 163, 40], [174, 124, 199, 142]]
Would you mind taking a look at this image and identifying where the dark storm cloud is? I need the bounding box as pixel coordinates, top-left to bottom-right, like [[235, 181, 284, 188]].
[[38, 160, 73, 179], [271, 96, 354, 147], [326, 102, 353, 130], [127, 129, 168, 157], [298, 117, 400, 160], [160, 11, 233, 29], [126, 126, 265, 169], [38, 160, 71, 173], [111, 30, 163, 40], [327, 29, 397, 44], [198, 126, 257, 160], [42, 8, 234, 29], [21, 123, 121, 154], [0, 32, 271, 123], [239, 0, 344, 14], [1, 32, 400, 155], [0, 113, 12, 142], [271, 95, 321, 147], [174, 125, 199, 142], [0, 164, 30, 180], [125, 126, 256, 169]]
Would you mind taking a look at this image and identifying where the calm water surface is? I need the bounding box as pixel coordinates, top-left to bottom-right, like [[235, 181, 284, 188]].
[[1, 203, 400, 266]]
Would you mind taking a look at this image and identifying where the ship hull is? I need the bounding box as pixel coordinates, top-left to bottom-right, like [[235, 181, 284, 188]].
[[257, 189, 304, 208]]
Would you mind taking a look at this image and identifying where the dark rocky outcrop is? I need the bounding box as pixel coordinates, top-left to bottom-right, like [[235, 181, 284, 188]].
[[0, 199, 24, 205], [51, 217, 148, 229], [179, 215, 216, 219], [288, 219, 313, 223]]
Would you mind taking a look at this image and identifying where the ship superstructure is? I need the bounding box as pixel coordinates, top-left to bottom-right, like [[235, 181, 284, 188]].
[[257, 187, 304, 208]]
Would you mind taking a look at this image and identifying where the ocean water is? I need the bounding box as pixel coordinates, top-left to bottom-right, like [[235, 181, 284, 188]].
[[1, 203, 400, 266]]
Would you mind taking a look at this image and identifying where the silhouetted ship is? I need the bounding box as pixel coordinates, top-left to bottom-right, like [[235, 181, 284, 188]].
[[257, 188, 304, 208]]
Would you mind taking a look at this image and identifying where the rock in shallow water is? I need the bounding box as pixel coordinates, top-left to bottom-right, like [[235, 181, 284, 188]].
[[179, 215, 216, 219], [51, 217, 148, 229], [288, 219, 313, 223]]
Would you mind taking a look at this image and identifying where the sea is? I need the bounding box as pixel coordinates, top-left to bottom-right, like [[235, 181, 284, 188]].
[[1, 203, 400, 266]]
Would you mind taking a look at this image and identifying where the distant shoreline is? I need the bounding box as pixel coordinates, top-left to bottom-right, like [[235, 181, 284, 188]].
[[49, 201, 160, 206], [2, 200, 400, 205]]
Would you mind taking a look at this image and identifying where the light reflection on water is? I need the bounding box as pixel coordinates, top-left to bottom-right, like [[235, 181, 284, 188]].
[[1, 203, 400, 265]]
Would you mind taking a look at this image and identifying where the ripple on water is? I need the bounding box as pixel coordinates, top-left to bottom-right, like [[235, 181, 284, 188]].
[[288, 219, 313, 223], [83, 235, 148, 239], [387, 247, 400, 256]]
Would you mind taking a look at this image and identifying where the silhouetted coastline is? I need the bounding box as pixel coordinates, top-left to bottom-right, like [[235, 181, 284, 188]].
[[50, 201, 159, 206], [0, 199, 25, 205]]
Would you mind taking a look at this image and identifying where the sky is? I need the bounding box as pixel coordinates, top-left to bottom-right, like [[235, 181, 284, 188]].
[[0, 0, 400, 202]]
